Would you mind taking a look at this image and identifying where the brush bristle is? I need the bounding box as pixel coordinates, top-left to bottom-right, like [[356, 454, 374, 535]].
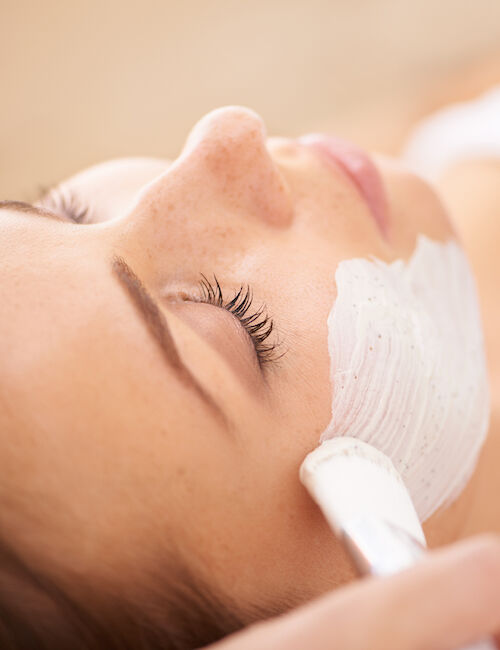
[[300, 437, 426, 545]]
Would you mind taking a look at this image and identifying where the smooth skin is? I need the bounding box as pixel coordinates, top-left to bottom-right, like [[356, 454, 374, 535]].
[[212, 536, 500, 650], [1, 104, 499, 638]]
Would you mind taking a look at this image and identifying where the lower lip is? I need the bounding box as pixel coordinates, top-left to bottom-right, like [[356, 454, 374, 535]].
[[298, 134, 389, 236]]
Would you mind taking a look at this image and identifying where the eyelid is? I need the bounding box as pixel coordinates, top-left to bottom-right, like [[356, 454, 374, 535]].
[[37, 186, 91, 224], [111, 255, 229, 424], [164, 299, 267, 390], [195, 275, 281, 368]]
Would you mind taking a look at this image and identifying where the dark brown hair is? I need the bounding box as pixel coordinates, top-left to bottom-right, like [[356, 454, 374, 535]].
[[0, 534, 247, 650]]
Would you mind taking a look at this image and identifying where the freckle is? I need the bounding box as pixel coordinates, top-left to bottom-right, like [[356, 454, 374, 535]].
[[369, 346, 373, 351]]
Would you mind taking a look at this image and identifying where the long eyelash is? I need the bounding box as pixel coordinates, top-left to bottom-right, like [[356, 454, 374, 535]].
[[197, 274, 282, 367], [37, 186, 90, 224]]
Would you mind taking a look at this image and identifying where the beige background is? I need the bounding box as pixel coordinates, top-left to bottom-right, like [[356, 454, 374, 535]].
[[1, 0, 500, 198]]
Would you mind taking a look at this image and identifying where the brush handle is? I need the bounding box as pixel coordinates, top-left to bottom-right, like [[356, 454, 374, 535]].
[[342, 516, 496, 650], [342, 515, 425, 577]]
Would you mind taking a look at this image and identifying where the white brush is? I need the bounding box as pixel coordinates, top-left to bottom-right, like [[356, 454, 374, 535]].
[[300, 437, 426, 576], [299, 437, 495, 650]]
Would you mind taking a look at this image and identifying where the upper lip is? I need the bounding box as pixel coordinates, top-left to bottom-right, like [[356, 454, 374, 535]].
[[297, 133, 389, 237]]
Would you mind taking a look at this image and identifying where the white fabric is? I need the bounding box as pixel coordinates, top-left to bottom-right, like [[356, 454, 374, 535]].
[[402, 85, 500, 181]]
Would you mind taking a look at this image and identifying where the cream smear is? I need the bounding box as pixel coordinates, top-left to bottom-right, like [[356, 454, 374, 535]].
[[320, 235, 490, 521]]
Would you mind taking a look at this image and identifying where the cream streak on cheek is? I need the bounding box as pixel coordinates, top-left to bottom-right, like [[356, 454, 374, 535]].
[[321, 235, 490, 521]]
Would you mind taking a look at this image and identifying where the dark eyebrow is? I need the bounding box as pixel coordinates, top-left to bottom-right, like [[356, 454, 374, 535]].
[[0, 200, 70, 222], [0, 200, 228, 424], [111, 256, 228, 426]]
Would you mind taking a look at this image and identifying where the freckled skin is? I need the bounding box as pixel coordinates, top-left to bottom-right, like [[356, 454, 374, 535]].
[[0, 106, 469, 619]]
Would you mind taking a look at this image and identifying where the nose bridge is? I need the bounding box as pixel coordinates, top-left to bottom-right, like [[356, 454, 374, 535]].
[[180, 106, 293, 226]]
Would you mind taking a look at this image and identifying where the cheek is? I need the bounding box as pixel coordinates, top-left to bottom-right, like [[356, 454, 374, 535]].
[[282, 357, 332, 446], [190, 407, 356, 608], [379, 158, 456, 255], [271, 294, 335, 453]]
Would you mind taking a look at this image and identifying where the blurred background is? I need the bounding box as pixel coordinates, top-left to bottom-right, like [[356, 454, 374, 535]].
[[1, 0, 499, 198]]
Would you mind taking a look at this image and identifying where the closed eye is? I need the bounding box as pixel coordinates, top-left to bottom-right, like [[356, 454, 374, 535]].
[[36, 186, 92, 224], [194, 275, 284, 368]]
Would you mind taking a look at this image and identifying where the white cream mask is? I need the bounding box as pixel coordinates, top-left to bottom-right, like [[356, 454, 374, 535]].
[[320, 235, 490, 521]]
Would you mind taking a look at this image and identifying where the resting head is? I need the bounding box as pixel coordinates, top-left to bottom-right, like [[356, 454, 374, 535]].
[[0, 106, 464, 647]]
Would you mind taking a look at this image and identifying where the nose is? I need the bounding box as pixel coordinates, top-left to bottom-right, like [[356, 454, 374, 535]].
[[178, 106, 293, 227]]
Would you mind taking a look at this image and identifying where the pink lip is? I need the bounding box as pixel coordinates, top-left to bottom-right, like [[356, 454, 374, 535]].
[[298, 134, 389, 236]]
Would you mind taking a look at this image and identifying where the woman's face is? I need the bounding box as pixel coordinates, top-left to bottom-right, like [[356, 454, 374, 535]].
[[0, 107, 455, 616]]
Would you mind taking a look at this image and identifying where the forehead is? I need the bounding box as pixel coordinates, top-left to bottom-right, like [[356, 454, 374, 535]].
[[0, 215, 109, 363], [0, 212, 182, 452]]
